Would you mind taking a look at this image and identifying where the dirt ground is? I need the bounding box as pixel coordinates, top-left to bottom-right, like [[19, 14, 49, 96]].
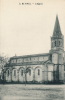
[[0, 84, 65, 100]]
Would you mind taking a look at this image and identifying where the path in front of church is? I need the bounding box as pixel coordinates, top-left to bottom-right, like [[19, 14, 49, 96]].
[[0, 84, 65, 100]]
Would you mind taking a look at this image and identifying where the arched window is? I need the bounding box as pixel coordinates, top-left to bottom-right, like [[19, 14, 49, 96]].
[[59, 41, 60, 46], [7, 70, 9, 76], [14, 70, 16, 76], [55, 41, 56, 46], [38, 69, 40, 75], [29, 69, 31, 76], [21, 70, 23, 76]]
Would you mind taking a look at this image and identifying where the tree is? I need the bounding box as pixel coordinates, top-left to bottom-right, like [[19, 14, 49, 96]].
[[0, 56, 9, 82], [24, 67, 30, 86]]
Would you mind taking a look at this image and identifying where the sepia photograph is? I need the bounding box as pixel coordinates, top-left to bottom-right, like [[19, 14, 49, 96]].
[[0, 0, 65, 100]]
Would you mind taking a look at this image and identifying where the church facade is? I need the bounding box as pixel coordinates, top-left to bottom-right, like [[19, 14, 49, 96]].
[[3, 16, 65, 83]]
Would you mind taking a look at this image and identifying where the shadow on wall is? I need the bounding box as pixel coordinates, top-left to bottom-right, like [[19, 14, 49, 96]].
[[0, 80, 64, 84]]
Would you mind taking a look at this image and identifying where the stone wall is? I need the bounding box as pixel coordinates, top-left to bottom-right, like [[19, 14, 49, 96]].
[[4, 63, 57, 83]]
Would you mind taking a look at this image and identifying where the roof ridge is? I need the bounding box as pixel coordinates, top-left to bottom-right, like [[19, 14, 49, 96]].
[[11, 53, 50, 59]]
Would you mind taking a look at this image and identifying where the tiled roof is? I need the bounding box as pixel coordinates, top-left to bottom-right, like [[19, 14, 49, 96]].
[[10, 53, 50, 59]]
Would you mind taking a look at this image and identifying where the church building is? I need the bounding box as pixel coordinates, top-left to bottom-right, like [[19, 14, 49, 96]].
[[3, 16, 65, 84]]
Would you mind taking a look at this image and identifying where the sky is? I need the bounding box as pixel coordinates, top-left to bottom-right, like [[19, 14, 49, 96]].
[[0, 0, 65, 57]]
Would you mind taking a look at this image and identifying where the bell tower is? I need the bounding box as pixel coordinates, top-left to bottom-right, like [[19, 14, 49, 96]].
[[50, 15, 64, 83], [51, 15, 64, 51]]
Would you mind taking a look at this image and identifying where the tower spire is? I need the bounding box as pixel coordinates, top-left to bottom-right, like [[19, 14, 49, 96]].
[[50, 15, 64, 51], [53, 15, 62, 37]]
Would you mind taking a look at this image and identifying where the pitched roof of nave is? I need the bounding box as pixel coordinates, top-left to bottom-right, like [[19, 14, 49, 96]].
[[11, 53, 50, 59], [53, 15, 63, 38]]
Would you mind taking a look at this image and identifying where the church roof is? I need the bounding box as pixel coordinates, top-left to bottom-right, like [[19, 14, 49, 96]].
[[53, 15, 62, 37], [11, 53, 50, 59]]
